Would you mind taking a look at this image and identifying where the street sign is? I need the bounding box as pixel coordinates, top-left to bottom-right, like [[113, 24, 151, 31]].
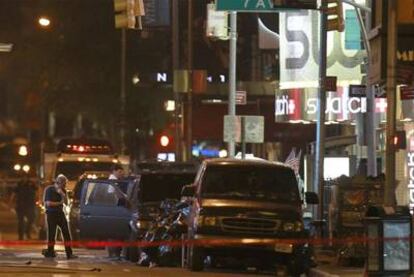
[[368, 27, 387, 86], [216, 0, 317, 12], [349, 85, 366, 97], [206, 3, 229, 40], [243, 116, 264, 143], [325, 76, 337, 92], [401, 86, 414, 100], [223, 115, 241, 143], [173, 70, 189, 93], [223, 115, 264, 143], [236, 91, 247, 105]]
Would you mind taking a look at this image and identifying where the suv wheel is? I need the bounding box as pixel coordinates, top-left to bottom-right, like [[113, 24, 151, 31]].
[[188, 246, 204, 271]]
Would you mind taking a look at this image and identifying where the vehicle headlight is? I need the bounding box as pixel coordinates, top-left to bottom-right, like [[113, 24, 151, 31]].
[[282, 221, 303, 232], [203, 216, 217, 226], [136, 220, 151, 230]]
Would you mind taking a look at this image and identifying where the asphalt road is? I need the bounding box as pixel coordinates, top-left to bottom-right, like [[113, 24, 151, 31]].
[[0, 200, 275, 276], [0, 198, 367, 276], [0, 247, 276, 277]]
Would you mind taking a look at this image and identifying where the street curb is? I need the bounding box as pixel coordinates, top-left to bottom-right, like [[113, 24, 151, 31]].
[[309, 268, 340, 277]]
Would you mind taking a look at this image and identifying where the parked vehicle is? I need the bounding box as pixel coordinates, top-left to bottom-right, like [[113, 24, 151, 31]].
[[183, 158, 318, 276], [67, 171, 111, 241], [127, 170, 196, 261], [43, 137, 129, 192], [138, 199, 190, 267], [78, 177, 138, 243], [77, 163, 197, 261]]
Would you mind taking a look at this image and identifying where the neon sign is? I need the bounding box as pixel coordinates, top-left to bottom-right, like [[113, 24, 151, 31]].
[[275, 95, 367, 116]]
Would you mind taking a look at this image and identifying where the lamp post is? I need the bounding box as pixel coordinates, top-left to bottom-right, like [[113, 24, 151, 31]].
[[172, 0, 181, 161], [186, 0, 193, 161], [120, 28, 127, 155]]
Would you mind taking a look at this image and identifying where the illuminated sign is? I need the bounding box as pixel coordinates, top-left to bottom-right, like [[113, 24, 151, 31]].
[[279, 9, 365, 89], [275, 88, 388, 122], [154, 72, 227, 84], [276, 95, 366, 115]]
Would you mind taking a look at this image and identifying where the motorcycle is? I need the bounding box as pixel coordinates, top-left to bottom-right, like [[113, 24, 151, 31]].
[[138, 199, 189, 267]]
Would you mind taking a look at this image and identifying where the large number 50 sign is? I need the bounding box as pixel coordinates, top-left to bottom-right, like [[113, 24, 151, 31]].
[[279, 10, 365, 89]]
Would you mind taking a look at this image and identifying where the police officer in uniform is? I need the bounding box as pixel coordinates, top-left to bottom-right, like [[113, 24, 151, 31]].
[[42, 174, 77, 259]]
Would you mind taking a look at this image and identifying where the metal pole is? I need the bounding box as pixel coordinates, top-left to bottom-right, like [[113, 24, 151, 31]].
[[172, 0, 181, 161], [228, 12, 237, 158], [385, 0, 397, 207], [120, 28, 126, 155], [186, 0, 193, 161], [241, 116, 246, 159], [314, 1, 327, 234], [362, 0, 378, 177]]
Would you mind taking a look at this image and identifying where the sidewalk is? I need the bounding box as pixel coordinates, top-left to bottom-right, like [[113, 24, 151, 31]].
[[309, 249, 414, 277], [0, 200, 18, 241], [310, 264, 364, 277], [309, 248, 365, 277]]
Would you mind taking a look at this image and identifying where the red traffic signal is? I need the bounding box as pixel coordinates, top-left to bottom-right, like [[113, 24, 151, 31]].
[[160, 135, 170, 147], [393, 130, 407, 150]]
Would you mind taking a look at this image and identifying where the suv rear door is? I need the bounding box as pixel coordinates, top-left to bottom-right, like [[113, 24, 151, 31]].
[[79, 179, 137, 240]]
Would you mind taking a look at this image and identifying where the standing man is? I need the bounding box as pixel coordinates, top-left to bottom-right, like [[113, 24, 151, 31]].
[[107, 164, 125, 259], [42, 174, 77, 259], [109, 164, 124, 180], [10, 173, 37, 240]]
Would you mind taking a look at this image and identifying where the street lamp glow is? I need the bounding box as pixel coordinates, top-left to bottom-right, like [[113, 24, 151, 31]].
[[219, 149, 228, 158], [22, 165, 30, 173], [132, 75, 140, 85], [18, 145, 28, 156], [38, 17, 51, 27], [165, 100, 175, 111]]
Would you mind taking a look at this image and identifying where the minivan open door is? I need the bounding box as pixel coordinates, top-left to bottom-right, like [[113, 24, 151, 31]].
[[79, 179, 137, 241]]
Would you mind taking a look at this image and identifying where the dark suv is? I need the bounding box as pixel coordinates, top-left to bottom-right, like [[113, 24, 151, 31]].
[[183, 158, 318, 276]]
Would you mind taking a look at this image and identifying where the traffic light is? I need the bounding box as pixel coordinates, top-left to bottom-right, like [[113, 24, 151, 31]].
[[160, 135, 170, 147], [113, 0, 145, 29], [393, 130, 407, 150], [326, 0, 344, 32]]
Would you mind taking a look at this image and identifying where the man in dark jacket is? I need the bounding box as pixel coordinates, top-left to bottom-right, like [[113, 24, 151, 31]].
[[10, 174, 37, 240], [42, 174, 77, 259]]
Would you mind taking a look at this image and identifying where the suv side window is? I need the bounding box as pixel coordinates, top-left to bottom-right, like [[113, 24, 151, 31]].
[[84, 182, 120, 206]]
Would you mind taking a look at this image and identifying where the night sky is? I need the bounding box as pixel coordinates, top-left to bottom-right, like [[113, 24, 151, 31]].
[[0, 0, 273, 148]]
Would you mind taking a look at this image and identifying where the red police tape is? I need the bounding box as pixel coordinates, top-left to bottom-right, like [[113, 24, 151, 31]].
[[0, 236, 410, 248]]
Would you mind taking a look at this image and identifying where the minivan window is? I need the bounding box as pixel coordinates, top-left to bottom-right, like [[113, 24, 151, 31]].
[[201, 165, 299, 203]]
